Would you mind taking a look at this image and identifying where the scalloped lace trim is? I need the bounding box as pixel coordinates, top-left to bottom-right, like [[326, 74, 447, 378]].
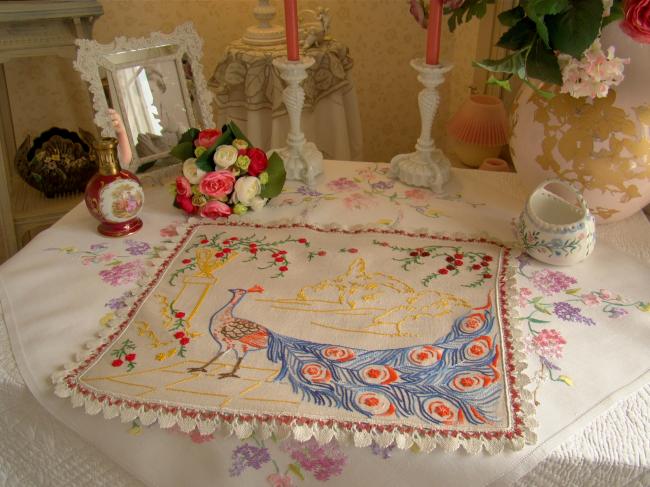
[[51, 219, 536, 455]]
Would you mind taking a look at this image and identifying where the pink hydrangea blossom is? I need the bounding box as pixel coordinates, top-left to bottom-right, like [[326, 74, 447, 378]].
[[267, 473, 296, 487], [580, 292, 601, 306], [518, 287, 533, 307], [526, 328, 567, 360], [531, 269, 577, 295], [559, 40, 629, 99]]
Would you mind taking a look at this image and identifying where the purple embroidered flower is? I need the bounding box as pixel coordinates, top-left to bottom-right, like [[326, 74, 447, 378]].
[[370, 441, 395, 459], [371, 180, 394, 191], [125, 239, 151, 256], [327, 177, 359, 192], [296, 186, 322, 197], [527, 328, 567, 360], [90, 243, 108, 252], [105, 293, 129, 310], [531, 270, 577, 295], [229, 444, 271, 477], [607, 307, 629, 319], [553, 301, 596, 326], [99, 260, 145, 286], [280, 438, 347, 481]]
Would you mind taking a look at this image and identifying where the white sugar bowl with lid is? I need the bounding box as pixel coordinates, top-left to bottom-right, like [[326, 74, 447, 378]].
[[517, 179, 595, 266]]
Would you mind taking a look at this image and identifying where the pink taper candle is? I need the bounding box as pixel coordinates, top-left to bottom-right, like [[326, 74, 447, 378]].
[[425, 0, 443, 65], [284, 0, 300, 61]]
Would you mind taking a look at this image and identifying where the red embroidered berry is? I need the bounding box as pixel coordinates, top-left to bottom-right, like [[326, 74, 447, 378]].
[[446, 256, 454, 263], [421, 252, 430, 257], [472, 264, 482, 270], [409, 251, 419, 257], [454, 259, 463, 266], [275, 257, 285, 263], [446, 264, 455, 270], [483, 273, 493, 279], [317, 250, 326, 256], [279, 266, 289, 272], [481, 261, 489, 267], [454, 253, 464, 259], [174, 331, 185, 339], [200, 239, 209, 244], [182, 259, 192, 264], [249, 243, 257, 248], [271, 253, 279, 258], [222, 248, 232, 254], [438, 268, 449, 275], [298, 238, 308, 244], [180, 337, 190, 346], [175, 312, 185, 319], [216, 252, 224, 258], [348, 248, 358, 253], [250, 248, 258, 254], [484, 255, 493, 262], [230, 237, 238, 241], [111, 359, 123, 367], [222, 239, 230, 245], [125, 353, 136, 362]]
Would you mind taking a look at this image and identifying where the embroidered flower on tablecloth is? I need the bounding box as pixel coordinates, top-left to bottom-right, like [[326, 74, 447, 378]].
[[371, 180, 394, 191], [370, 441, 396, 459], [526, 329, 567, 360], [99, 260, 145, 286], [327, 177, 359, 191], [607, 307, 629, 319], [404, 188, 428, 201], [553, 301, 596, 326], [518, 287, 533, 307], [343, 192, 373, 210], [296, 185, 323, 197], [266, 473, 296, 487], [531, 269, 577, 295], [229, 444, 271, 476], [280, 438, 347, 481], [124, 239, 151, 256]]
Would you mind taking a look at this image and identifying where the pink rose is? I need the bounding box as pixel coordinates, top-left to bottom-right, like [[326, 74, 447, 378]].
[[175, 194, 196, 214], [194, 128, 221, 149], [198, 170, 235, 198], [246, 148, 268, 176], [175, 176, 192, 197], [200, 200, 232, 219], [622, 0, 650, 43]]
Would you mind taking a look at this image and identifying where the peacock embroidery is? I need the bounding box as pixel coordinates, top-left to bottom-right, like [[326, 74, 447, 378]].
[[189, 286, 502, 426]]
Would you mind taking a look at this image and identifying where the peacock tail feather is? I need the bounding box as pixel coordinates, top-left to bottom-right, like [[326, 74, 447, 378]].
[[266, 294, 501, 425]]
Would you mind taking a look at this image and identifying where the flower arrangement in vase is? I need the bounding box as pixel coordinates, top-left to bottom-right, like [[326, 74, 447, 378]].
[[170, 122, 286, 218]]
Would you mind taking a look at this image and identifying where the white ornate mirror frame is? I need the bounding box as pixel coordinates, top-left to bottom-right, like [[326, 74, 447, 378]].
[[74, 22, 214, 172]]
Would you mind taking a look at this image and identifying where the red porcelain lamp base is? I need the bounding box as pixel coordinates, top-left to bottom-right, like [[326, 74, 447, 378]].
[[97, 218, 143, 237]]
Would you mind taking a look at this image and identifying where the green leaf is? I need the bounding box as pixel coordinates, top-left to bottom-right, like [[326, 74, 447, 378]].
[[526, 37, 562, 85], [565, 288, 581, 295], [170, 141, 195, 161], [497, 18, 537, 50], [534, 303, 552, 315], [473, 49, 526, 78], [445, 0, 494, 32], [178, 127, 200, 145], [523, 0, 570, 47], [259, 152, 286, 199], [498, 6, 525, 27], [529, 317, 551, 324], [136, 160, 157, 173], [228, 121, 253, 146], [288, 463, 304, 480], [486, 76, 512, 91], [521, 78, 556, 99], [547, 0, 604, 57]]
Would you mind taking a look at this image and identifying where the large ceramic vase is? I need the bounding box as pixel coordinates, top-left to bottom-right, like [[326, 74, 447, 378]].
[[510, 24, 650, 223]]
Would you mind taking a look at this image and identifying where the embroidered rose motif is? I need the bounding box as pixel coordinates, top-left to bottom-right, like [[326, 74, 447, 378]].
[[322, 346, 355, 362], [355, 392, 395, 417], [407, 345, 442, 366], [360, 365, 399, 385]]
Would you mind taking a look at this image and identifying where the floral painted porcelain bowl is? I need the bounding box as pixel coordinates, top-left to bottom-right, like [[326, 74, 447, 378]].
[[517, 179, 595, 266]]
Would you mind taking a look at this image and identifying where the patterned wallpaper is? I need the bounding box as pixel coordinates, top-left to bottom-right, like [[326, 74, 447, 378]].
[[5, 0, 481, 164]]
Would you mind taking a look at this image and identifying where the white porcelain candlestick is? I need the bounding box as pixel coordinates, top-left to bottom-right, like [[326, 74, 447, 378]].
[[271, 56, 323, 185], [242, 0, 286, 46], [390, 59, 453, 192]]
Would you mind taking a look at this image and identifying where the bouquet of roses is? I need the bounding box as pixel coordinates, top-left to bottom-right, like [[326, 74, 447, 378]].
[[170, 122, 286, 218]]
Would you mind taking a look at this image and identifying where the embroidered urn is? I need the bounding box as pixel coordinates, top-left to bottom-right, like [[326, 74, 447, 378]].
[[85, 138, 144, 237], [517, 180, 595, 266]]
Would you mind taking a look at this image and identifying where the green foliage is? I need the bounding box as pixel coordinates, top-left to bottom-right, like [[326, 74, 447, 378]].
[[446, 0, 494, 32], [546, 0, 604, 57], [260, 152, 286, 199]]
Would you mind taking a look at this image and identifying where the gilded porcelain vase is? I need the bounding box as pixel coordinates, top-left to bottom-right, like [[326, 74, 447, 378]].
[[510, 24, 650, 223], [85, 138, 144, 237]]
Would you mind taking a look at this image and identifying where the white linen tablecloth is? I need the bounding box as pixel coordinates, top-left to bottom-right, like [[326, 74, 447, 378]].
[[1, 162, 648, 486]]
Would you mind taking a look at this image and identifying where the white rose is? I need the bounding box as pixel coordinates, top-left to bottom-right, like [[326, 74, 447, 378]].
[[249, 196, 268, 211], [234, 176, 261, 205], [182, 158, 206, 184], [213, 145, 238, 168]]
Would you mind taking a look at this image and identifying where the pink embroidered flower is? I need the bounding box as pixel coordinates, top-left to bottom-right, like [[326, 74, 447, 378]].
[[160, 222, 181, 237], [404, 188, 428, 201], [518, 287, 533, 307], [580, 292, 601, 306], [343, 192, 373, 210], [597, 289, 619, 300], [200, 200, 232, 219], [175, 176, 192, 197], [99, 260, 145, 286], [267, 473, 295, 487], [327, 177, 359, 192], [622, 0, 650, 44], [531, 269, 577, 295], [199, 170, 236, 198], [527, 328, 567, 360], [280, 438, 347, 481], [194, 128, 221, 148]]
